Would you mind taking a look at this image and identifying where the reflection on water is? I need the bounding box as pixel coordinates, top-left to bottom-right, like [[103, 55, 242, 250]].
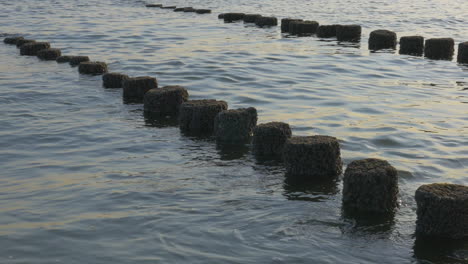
[[216, 142, 251, 161], [413, 236, 468, 264], [143, 112, 179, 128], [283, 177, 339, 202], [341, 209, 396, 237]]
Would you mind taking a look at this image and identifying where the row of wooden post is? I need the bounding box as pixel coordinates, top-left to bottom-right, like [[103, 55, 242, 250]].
[[3, 19, 467, 241]]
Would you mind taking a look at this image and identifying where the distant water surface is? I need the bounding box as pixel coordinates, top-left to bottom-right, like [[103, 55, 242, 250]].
[[0, 0, 467, 263]]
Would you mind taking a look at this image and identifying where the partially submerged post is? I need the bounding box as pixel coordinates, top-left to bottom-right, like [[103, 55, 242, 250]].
[[16, 39, 35, 48], [123, 76, 158, 102], [252, 122, 292, 159], [336, 25, 361, 42], [255, 16, 278, 27], [69, 56, 90, 66], [457, 42, 468, 64], [290, 21, 319, 35], [183, 7, 196, 12], [281, 18, 302, 33], [20, 42, 50, 56], [196, 9, 211, 14], [56, 56, 72, 63], [223, 13, 245, 22], [243, 14, 262, 23], [78, 61, 108, 75], [342, 158, 398, 213], [179, 99, 228, 135], [214, 107, 257, 144], [399, 36, 424, 56], [102, 72, 129, 88], [424, 38, 454, 60], [37, 48, 62, 60], [3, 36, 24, 45], [415, 183, 468, 239], [317, 25, 338, 38], [368, 29, 397, 50], [143, 85, 189, 116], [283, 135, 342, 179]]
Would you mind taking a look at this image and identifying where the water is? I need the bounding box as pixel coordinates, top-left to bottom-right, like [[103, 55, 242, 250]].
[[0, 0, 467, 263]]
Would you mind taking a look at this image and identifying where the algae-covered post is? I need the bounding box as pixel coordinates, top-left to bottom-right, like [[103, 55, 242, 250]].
[[292, 21, 319, 35], [252, 122, 292, 159], [223, 13, 245, 22], [317, 25, 338, 38], [179, 99, 228, 135], [243, 14, 262, 23], [143, 85, 189, 116], [214, 107, 257, 144], [78, 61, 108, 75], [195, 9, 211, 14], [281, 18, 302, 33], [37, 48, 62, 60], [16, 39, 35, 48], [283, 135, 342, 179], [3, 36, 24, 45], [183, 7, 196, 12], [102, 72, 129, 88], [342, 158, 398, 213], [288, 21, 302, 35], [415, 183, 468, 239], [336, 25, 361, 42], [255, 16, 278, 27], [368, 29, 397, 50], [399, 36, 424, 56], [424, 38, 454, 60], [69, 56, 90, 66], [20, 42, 50, 56], [56, 56, 72, 63], [122, 76, 158, 102], [457, 42, 468, 64]]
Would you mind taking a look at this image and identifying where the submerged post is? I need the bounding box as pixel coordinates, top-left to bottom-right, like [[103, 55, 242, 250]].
[[252, 122, 292, 159], [37, 48, 62, 60], [342, 158, 398, 213], [457, 42, 468, 64], [179, 99, 228, 135], [368, 29, 397, 50], [281, 18, 302, 33], [78, 61, 108, 75], [143, 85, 189, 116], [424, 38, 454, 60], [399, 36, 424, 56], [214, 107, 257, 144], [69, 56, 90, 66], [415, 183, 468, 239], [336, 25, 361, 42], [317, 25, 338, 38], [283, 135, 342, 179], [102, 72, 129, 88], [20, 42, 50, 56], [122, 76, 158, 102]]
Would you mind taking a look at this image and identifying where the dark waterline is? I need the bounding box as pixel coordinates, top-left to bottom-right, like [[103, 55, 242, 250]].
[[0, 0, 467, 263]]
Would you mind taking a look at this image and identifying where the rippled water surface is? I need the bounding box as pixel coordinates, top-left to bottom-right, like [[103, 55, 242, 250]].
[[1, 0, 467, 263]]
